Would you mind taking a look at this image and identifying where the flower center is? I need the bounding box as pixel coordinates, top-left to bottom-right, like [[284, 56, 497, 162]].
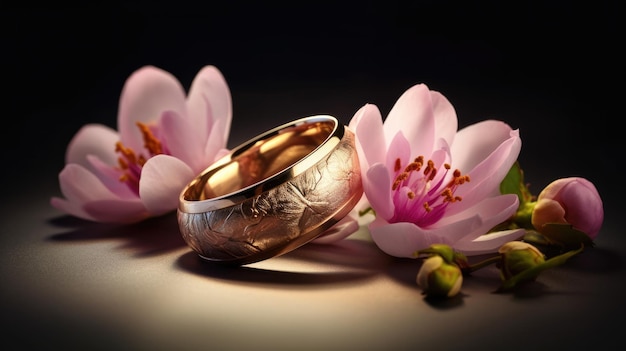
[[390, 156, 470, 227], [115, 122, 168, 195]]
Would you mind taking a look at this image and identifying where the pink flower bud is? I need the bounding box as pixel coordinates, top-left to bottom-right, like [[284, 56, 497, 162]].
[[531, 177, 603, 239]]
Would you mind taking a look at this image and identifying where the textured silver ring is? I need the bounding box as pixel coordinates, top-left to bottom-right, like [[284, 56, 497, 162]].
[[177, 115, 363, 265]]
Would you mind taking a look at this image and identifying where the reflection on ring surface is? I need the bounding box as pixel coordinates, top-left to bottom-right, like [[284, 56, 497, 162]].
[[178, 116, 363, 265]]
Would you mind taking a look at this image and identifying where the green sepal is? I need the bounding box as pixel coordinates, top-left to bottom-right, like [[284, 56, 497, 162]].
[[415, 244, 455, 263], [498, 244, 584, 292], [414, 244, 469, 268], [522, 230, 552, 246], [500, 161, 535, 205], [540, 223, 594, 248]]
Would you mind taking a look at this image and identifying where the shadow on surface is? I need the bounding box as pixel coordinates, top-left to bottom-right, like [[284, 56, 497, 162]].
[[46, 212, 186, 257], [423, 293, 466, 310], [174, 238, 390, 287], [285, 238, 394, 269], [560, 245, 624, 273]]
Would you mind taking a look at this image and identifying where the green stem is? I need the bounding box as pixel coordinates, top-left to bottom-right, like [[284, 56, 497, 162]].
[[358, 207, 375, 217], [463, 255, 501, 274]]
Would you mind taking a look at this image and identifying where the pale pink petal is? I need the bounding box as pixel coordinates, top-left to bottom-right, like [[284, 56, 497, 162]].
[[212, 148, 231, 163], [363, 163, 395, 221], [430, 91, 458, 147], [369, 214, 481, 258], [83, 199, 149, 223], [65, 124, 120, 170], [186, 65, 232, 143], [202, 118, 228, 171], [85, 155, 136, 199], [453, 228, 526, 256], [475, 194, 520, 232], [55, 164, 124, 205], [384, 131, 412, 174], [436, 194, 519, 236], [350, 104, 386, 170], [118, 66, 187, 152], [422, 214, 484, 244], [311, 215, 359, 244], [384, 84, 435, 156], [139, 155, 195, 215], [444, 127, 521, 216], [51, 163, 135, 221], [160, 110, 205, 172], [451, 120, 520, 178]]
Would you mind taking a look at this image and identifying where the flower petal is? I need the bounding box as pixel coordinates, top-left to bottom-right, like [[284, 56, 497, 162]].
[[431, 91, 458, 147], [65, 124, 120, 170], [51, 163, 138, 221], [118, 66, 187, 152], [453, 229, 526, 256], [186, 65, 232, 144], [54, 164, 120, 204], [369, 215, 480, 258], [437, 194, 519, 237], [445, 123, 521, 216], [451, 119, 519, 174], [384, 84, 436, 156], [86, 155, 136, 199], [139, 155, 195, 215], [203, 118, 229, 169], [349, 104, 386, 170], [363, 163, 395, 221], [160, 110, 205, 173], [384, 131, 412, 175]]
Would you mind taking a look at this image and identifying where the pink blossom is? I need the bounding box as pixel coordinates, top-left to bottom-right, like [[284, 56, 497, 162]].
[[348, 83, 525, 257], [51, 65, 232, 223], [531, 177, 604, 239]]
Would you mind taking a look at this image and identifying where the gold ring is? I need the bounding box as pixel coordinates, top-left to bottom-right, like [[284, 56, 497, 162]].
[[177, 115, 363, 265]]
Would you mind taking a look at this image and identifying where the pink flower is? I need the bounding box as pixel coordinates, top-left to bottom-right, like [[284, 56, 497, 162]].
[[531, 177, 604, 239], [348, 83, 525, 257], [51, 65, 232, 223]]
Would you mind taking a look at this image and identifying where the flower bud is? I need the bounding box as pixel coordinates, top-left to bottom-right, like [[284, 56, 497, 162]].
[[498, 241, 545, 281], [531, 177, 603, 239], [416, 255, 463, 298]]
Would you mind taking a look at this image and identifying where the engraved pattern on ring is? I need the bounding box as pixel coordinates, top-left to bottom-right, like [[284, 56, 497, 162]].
[[177, 129, 361, 264]]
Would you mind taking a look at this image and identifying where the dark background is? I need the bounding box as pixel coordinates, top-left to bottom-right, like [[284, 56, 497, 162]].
[[2, 1, 622, 218], [1, 2, 624, 349]]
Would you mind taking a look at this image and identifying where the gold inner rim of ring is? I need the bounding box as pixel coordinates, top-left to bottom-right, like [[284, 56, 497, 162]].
[[183, 119, 336, 203]]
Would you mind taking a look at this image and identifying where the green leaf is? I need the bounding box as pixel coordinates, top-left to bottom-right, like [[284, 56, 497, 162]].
[[540, 223, 594, 248], [498, 244, 584, 291], [522, 230, 552, 246], [500, 161, 534, 204]]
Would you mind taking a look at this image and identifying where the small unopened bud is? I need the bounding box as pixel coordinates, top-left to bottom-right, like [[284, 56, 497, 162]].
[[531, 177, 603, 240], [416, 255, 463, 298], [498, 241, 545, 281]]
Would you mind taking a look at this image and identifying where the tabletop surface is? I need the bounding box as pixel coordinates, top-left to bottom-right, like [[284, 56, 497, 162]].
[[2, 4, 623, 350], [1, 176, 624, 350]]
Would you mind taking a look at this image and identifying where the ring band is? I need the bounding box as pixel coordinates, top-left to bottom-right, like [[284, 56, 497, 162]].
[[177, 115, 363, 265]]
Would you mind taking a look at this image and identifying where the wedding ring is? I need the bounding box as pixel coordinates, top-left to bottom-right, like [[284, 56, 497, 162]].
[[177, 115, 363, 265]]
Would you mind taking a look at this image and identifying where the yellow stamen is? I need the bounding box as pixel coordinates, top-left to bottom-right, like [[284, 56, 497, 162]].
[[394, 158, 402, 172], [114, 122, 165, 185], [137, 122, 163, 155]]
